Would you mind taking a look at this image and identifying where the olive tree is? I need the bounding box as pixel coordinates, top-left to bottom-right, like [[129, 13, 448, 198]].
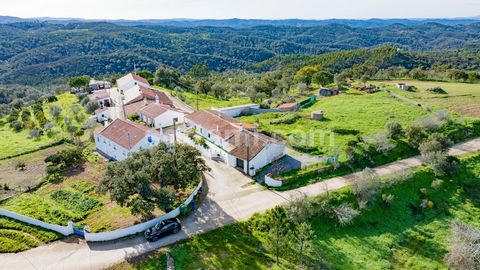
[[99, 143, 209, 218], [353, 168, 381, 208], [445, 221, 480, 270]]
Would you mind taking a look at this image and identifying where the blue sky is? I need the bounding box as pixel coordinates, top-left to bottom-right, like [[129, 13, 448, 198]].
[[2, 0, 479, 20]]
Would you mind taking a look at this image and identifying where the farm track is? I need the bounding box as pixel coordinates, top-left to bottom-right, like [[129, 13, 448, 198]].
[[1, 137, 480, 270]]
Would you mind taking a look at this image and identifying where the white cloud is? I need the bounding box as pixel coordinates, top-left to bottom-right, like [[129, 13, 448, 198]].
[[1, 0, 479, 20]]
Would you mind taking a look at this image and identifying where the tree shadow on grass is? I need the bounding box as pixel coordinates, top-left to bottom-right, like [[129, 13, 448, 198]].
[[311, 161, 480, 268]]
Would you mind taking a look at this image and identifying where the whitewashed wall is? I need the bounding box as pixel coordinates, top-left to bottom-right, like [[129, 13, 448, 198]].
[[84, 179, 203, 242], [211, 104, 260, 118], [265, 174, 283, 187], [0, 209, 74, 235], [250, 142, 285, 176]]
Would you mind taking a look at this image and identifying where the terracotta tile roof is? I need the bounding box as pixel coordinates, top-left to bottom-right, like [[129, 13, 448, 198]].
[[185, 110, 244, 139], [97, 119, 156, 150], [88, 90, 110, 100], [226, 130, 274, 161], [138, 87, 173, 107], [138, 103, 172, 119], [132, 74, 149, 85], [123, 99, 152, 116]]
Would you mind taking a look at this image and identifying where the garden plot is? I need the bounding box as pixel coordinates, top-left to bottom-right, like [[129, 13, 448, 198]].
[[0, 144, 73, 197], [380, 80, 480, 118], [0, 216, 62, 253]]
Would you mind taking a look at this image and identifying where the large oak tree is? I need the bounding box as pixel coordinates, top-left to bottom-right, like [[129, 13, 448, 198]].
[[99, 143, 209, 218]]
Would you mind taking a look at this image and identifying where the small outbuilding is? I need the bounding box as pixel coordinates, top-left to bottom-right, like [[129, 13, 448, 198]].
[[319, 87, 339, 97], [311, 111, 324, 120]]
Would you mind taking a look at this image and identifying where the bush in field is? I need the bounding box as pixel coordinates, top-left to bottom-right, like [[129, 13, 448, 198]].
[[385, 122, 404, 139], [49, 105, 62, 119], [419, 133, 453, 156], [424, 152, 459, 176], [43, 121, 55, 137], [332, 203, 360, 226], [10, 120, 23, 132], [405, 125, 427, 148], [444, 221, 480, 270], [20, 110, 31, 122], [286, 194, 315, 224], [365, 133, 396, 155], [353, 168, 381, 208], [45, 148, 84, 175], [29, 128, 41, 140]]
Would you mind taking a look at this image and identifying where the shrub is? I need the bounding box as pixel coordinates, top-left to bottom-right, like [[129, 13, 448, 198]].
[[128, 114, 140, 121], [29, 128, 41, 139], [365, 133, 396, 155], [46, 95, 58, 103], [332, 203, 360, 226], [353, 168, 381, 207], [45, 148, 84, 175], [444, 221, 480, 270], [49, 105, 62, 118], [419, 133, 453, 156], [405, 125, 427, 148], [85, 101, 99, 114], [10, 120, 23, 132], [424, 152, 459, 176], [385, 122, 404, 139]]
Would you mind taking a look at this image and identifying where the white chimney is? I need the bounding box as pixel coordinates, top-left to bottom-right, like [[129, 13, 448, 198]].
[[143, 96, 148, 106], [155, 94, 159, 104], [239, 123, 244, 131]]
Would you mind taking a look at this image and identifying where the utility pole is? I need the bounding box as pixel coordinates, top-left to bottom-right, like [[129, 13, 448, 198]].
[[246, 131, 250, 176], [195, 88, 199, 110], [173, 117, 178, 145]]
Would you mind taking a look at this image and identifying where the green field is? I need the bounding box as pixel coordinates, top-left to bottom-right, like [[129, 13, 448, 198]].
[[239, 90, 428, 159], [0, 216, 62, 253], [156, 87, 252, 110], [0, 93, 90, 159], [379, 80, 480, 118], [115, 152, 480, 270]]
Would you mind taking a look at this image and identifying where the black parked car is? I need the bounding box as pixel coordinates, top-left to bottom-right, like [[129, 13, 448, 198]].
[[144, 218, 182, 242]]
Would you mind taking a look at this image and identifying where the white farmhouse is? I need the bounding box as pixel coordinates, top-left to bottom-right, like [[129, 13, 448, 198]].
[[117, 73, 150, 93], [94, 119, 167, 161], [138, 102, 186, 129], [396, 83, 411, 90], [88, 89, 112, 108], [184, 110, 285, 176], [88, 79, 111, 91]]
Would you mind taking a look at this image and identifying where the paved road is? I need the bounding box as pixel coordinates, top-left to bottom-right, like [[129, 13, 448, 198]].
[[1, 138, 479, 270]]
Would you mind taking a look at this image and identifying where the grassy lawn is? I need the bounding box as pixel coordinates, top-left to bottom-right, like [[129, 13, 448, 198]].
[[238, 90, 428, 159], [156, 86, 252, 110], [0, 216, 62, 253], [113, 152, 480, 270], [378, 80, 480, 118], [0, 93, 90, 159], [0, 143, 74, 196]]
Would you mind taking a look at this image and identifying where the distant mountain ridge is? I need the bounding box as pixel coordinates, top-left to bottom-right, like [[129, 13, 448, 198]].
[[0, 16, 479, 28], [0, 21, 479, 85]]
